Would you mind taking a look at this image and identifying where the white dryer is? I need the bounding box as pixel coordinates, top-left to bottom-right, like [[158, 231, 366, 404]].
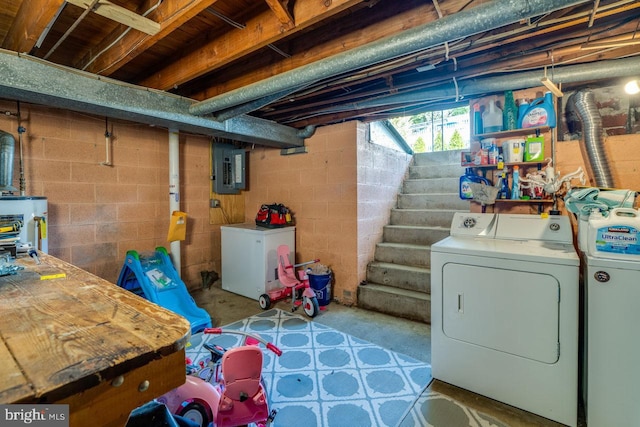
[[431, 213, 579, 427]]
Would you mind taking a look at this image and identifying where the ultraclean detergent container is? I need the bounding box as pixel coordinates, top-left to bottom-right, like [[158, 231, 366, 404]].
[[588, 208, 640, 259]]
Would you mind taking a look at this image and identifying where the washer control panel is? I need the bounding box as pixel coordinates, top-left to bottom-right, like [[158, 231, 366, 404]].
[[450, 213, 497, 238]]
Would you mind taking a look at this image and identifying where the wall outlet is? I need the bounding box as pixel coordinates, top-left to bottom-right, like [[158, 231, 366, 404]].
[[210, 199, 221, 208]]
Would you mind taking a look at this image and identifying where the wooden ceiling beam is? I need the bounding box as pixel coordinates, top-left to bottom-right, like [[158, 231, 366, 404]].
[[186, 0, 445, 99], [138, 0, 368, 91], [264, 0, 295, 28], [192, 0, 637, 102], [2, 0, 65, 53], [79, 0, 221, 75], [66, 0, 160, 35]]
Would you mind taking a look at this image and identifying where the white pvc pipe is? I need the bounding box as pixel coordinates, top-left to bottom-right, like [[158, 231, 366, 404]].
[[169, 128, 181, 277]]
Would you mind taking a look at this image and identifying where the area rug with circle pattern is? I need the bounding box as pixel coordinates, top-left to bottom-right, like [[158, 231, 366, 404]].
[[185, 308, 432, 427]]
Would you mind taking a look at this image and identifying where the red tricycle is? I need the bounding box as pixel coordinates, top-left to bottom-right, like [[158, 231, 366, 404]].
[[258, 244, 320, 318], [156, 328, 282, 427]]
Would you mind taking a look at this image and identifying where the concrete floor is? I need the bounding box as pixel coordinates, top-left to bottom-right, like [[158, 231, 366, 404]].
[[191, 283, 431, 363], [191, 284, 581, 427]]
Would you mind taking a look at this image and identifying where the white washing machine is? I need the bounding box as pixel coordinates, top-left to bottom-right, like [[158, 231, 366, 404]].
[[582, 208, 640, 426], [431, 213, 579, 427]]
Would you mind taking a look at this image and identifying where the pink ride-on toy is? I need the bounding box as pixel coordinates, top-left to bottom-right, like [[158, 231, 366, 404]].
[[258, 244, 320, 318], [157, 328, 282, 427]]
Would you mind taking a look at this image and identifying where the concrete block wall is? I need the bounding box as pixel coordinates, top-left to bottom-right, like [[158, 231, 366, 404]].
[[244, 121, 410, 305], [357, 123, 412, 295], [244, 122, 359, 304], [0, 101, 217, 287]]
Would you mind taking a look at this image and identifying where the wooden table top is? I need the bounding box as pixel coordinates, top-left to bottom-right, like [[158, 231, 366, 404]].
[[0, 252, 191, 405]]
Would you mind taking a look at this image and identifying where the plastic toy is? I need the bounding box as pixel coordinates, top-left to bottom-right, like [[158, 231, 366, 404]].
[[157, 328, 282, 427], [258, 244, 320, 318], [116, 247, 212, 334]]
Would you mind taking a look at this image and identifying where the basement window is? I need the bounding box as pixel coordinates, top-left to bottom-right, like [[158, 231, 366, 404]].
[[387, 106, 470, 153]]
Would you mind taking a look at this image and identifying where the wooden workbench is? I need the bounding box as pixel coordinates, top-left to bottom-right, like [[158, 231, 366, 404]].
[[0, 252, 191, 427]]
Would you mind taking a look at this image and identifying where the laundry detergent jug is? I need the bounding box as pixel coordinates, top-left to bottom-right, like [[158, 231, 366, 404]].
[[588, 208, 640, 259], [459, 168, 491, 200], [519, 92, 556, 129]]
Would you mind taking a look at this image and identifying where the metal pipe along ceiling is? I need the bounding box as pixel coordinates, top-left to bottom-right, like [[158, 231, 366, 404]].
[[323, 56, 640, 114], [189, 0, 590, 116]]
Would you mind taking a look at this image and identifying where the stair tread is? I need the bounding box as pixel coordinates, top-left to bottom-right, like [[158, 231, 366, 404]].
[[384, 224, 449, 230], [391, 207, 468, 212], [368, 261, 431, 273], [377, 241, 431, 249], [360, 283, 431, 300], [400, 192, 459, 196], [405, 177, 457, 181]]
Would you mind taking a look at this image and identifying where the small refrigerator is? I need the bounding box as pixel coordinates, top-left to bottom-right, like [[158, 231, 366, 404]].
[[221, 224, 295, 300]]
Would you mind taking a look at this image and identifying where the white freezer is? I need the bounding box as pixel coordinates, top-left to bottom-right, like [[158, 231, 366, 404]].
[[220, 224, 295, 300]]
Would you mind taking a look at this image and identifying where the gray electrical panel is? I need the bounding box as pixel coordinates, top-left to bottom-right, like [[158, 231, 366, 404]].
[[212, 143, 246, 194]]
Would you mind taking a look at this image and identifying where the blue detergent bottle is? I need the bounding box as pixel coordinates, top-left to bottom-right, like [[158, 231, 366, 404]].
[[511, 165, 520, 200], [459, 168, 491, 200], [520, 92, 556, 129]]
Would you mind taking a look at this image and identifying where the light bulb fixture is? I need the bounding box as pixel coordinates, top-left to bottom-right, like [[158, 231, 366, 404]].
[[624, 80, 640, 95]]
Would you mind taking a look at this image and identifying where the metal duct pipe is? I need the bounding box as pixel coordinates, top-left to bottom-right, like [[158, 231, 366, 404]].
[[0, 130, 18, 193], [189, 0, 589, 116], [319, 56, 640, 114], [296, 125, 316, 139], [567, 89, 614, 188]]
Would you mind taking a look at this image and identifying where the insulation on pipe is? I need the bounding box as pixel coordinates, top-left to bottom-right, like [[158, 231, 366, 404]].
[[567, 89, 614, 188], [0, 130, 18, 193]]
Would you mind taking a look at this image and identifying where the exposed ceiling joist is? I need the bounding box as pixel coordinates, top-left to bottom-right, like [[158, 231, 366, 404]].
[[138, 0, 366, 91], [190, 0, 441, 99], [2, 0, 65, 53], [66, 0, 161, 35], [189, 0, 593, 117], [264, 0, 295, 28], [79, 0, 221, 74]]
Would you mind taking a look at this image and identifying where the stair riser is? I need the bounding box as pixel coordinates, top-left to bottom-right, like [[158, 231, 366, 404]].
[[358, 287, 430, 323], [367, 264, 431, 293], [409, 165, 465, 179], [390, 210, 456, 227], [413, 150, 463, 166], [375, 244, 431, 267], [383, 226, 449, 245], [398, 193, 469, 210], [403, 178, 459, 193]]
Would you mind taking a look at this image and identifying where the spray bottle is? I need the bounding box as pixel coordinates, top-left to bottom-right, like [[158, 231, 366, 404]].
[[496, 168, 510, 199], [511, 165, 520, 200]]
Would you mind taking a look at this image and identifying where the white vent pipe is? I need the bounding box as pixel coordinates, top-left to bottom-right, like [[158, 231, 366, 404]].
[[169, 128, 181, 276]]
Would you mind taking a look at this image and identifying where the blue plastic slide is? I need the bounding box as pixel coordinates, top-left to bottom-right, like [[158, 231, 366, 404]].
[[116, 247, 212, 334]]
